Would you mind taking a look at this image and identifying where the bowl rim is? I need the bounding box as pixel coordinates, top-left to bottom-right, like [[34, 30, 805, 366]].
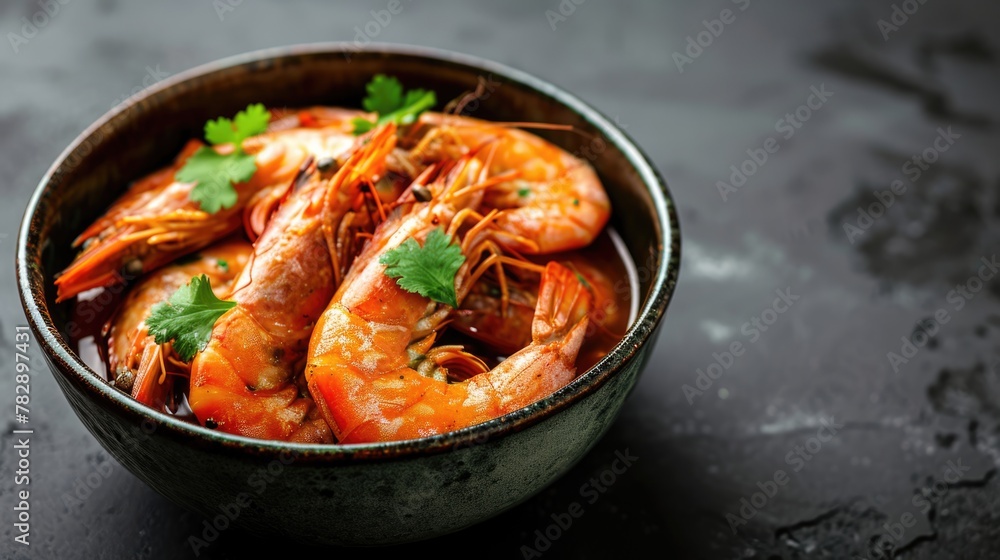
[[17, 42, 681, 463]]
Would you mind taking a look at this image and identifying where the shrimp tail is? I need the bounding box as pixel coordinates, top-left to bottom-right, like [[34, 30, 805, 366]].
[[484, 262, 591, 415], [533, 261, 591, 345]]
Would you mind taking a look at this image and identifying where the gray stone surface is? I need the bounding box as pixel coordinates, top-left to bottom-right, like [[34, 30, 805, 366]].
[[2, 0, 1000, 558]]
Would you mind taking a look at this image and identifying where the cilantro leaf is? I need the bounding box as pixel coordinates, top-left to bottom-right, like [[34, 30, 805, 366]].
[[203, 103, 269, 146], [353, 75, 436, 134], [204, 116, 240, 146], [351, 117, 376, 134], [232, 103, 269, 140], [177, 103, 269, 213], [176, 148, 255, 213], [402, 89, 429, 107], [382, 89, 436, 127], [362, 74, 404, 115], [380, 228, 465, 307], [145, 274, 236, 362]]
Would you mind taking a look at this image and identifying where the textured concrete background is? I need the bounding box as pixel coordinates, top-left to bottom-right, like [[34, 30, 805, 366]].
[[2, 1, 1000, 558]]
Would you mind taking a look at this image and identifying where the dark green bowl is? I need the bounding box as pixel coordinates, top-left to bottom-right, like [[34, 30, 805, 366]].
[[16, 44, 680, 546]]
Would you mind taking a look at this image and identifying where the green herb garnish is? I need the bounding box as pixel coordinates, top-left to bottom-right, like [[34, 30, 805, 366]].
[[352, 75, 436, 134], [379, 228, 465, 307], [176, 103, 270, 213], [145, 275, 236, 361]]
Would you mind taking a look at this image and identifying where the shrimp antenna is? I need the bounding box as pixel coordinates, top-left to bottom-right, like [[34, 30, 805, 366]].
[[453, 210, 545, 315], [485, 121, 609, 153], [444, 75, 492, 116], [437, 142, 513, 203], [365, 181, 388, 223]]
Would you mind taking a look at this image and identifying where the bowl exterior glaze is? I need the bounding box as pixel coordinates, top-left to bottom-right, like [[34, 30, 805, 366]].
[[18, 44, 679, 545]]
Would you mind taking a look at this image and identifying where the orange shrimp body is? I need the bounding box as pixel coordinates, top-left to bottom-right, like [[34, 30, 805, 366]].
[[411, 112, 611, 254], [188, 125, 397, 443], [107, 237, 252, 411], [55, 108, 366, 303], [305, 168, 593, 443]]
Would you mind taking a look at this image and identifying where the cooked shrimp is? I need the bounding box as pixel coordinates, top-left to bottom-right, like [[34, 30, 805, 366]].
[[305, 159, 593, 443], [106, 237, 252, 411], [407, 112, 611, 254], [54, 108, 367, 303], [308, 259, 591, 443], [187, 124, 398, 443]]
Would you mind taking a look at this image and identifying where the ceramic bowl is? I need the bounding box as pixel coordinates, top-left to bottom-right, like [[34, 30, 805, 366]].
[[16, 43, 679, 546]]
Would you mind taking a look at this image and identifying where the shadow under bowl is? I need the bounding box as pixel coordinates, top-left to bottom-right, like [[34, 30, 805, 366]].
[[16, 43, 680, 546]]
